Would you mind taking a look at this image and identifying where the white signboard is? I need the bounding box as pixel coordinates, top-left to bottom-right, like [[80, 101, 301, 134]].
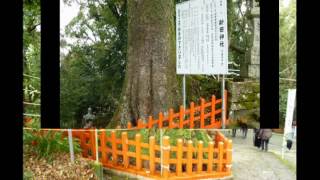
[[284, 89, 296, 135], [176, 0, 228, 74]]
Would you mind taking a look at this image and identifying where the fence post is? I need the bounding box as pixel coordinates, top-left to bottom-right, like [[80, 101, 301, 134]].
[[197, 141, 203, 173], [127, 122, 132, 129], [122, 132, 129, 168], [177, 139, 183, 176], [179, 105, 184, 128], [111, 131, 117, 165], [149, 136, 155, 174], [136, 134, 142, 170], [162, 136, 170, 178], [138, 119, 143, 128], [80, 131, 87, 157], [225, 139, 232, 173], [208, 141, 214, 173], [159, 112, 163, 128], [190, 102, 195, 128], [211, 95, 216, 126], [100, 130, 107, 165], [218, 141, 224, 172], [200, 98, 205, 128], [187, 140, 193, 175], [169, 108, 174, 128], [90, 130, 96, 160], [148, 116, 153, 128]]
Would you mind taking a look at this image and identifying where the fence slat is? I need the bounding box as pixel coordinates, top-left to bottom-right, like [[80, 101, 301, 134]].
[[211, 95, 216, 125], [111, 131, 117, 165], [159, 112, 163, 128], [200, 98, 205, 128], [208, 141, 214, 173], [187, 140, 193, 175], [218, 142, 224, 172], [122, 132, 129, 168], [177, 139, 183, 176], [136, 134, 142, 170], [149, 136, 155, 174], [90, 130, 96, 160], [226, 139, 232, 173], [148, 116, 153, 128], [190, 102, 195, 128], [100, 131, 107, 164], [127, 122, 132, 129], [80, 131, 87, 157], [179, 105, 184, 128], [197, 141, 203, 173], [224, 90, 228, 121], [168, 108, 174, 128], [163, 136, 170, 178]]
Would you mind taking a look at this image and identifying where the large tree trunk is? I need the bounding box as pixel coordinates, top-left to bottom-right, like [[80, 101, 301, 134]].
[[109, 0, 180, 128]]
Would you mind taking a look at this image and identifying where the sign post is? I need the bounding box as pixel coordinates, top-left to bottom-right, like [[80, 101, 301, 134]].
[[282, 89, 296, 159], [176, 0, 228, 128]]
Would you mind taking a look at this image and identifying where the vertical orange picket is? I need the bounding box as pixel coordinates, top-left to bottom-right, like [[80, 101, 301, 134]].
[[190, 102, 195, 128], [177, 139, 183, 176], [217, 142, 224, 172], [169, 108, 174, 128], [225, 139, 232, 173], [138, 119, 143, 128], [127, 122, 132, 129], [163, 136, 170, 178], [208, 141, 214, 173], [122, 132, 129, 168], [187, 140, 193, 175], [159, 112, 163, 128], [149, 136, 155, 174], [135, 134, 141, 170], [80, 131, 87, 157], [148, 116, 153, 128], [211, 95, 216, 126], [197, 141, 203, 173], [179, 105, 184, 128], [200, 98, 205, 128], [111, 131, 117, 165], [90, 130, 96, 160], [100, 131, 107, 165]]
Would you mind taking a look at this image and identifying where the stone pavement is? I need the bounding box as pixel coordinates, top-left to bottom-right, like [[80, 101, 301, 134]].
[[227, 129, 296, 180]]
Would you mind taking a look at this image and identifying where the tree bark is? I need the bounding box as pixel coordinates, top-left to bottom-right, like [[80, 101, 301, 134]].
[[109, 0, 180, 128]]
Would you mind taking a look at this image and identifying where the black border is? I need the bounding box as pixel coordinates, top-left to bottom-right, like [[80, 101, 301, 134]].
[[260, 0, 279, 128], [41, 0, 60, 128]]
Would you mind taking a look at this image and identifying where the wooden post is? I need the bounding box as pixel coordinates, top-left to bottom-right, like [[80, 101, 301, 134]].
[[127, 122, 132, 129], [159, 112, 163, 128], [218, 142, 224, 172], [179, 105, 184, 128], [80, 131, 87, 157], [148, 116, 153, 128], [169, 108, 174, 128], [187, 140, 193, 175], [138, 119, 142, 128], [224, 90, 227, 122], [149, 136, 155, 174], [163, 136, 170, 178], [197, 141, 203, 173], [208, 141, 214, 173], [190, 102, 195, 128], [136, 134, 142, 170], [122, 132, 129, 168], [200, 98, 205, 128], [177, 139, 183, 176], [226, 139, 232, 173], [100, 131, 107, 165], [111, 131, 117, 165], [211, 95, 216, 125], [90, 130, 96, 160]]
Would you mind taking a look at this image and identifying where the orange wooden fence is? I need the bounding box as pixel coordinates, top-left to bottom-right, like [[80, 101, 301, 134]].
[[128, 91, 229, 129], [67, 129, 232, 180]]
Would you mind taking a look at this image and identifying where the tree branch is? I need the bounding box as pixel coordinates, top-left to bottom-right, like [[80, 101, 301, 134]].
[[230, 43, 246, 54], [106, 0, 120, 19]]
